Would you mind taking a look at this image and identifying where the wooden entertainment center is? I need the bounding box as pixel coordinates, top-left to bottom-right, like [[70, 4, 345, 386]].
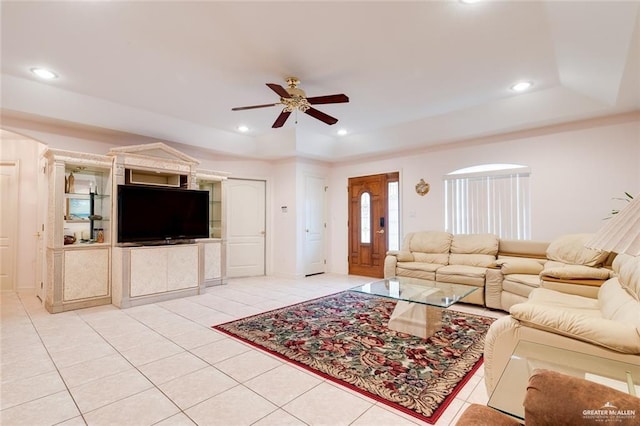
[[43, 143, 228, 313]]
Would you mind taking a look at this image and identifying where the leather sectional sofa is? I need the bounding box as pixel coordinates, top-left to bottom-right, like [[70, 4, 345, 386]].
[[385, 231, 640, 400], [483, 253, 640, 395], [384, 231, 614, 311]]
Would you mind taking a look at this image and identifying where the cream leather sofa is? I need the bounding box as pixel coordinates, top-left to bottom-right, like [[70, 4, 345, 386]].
[[483, 253, 640, 395], [384, 231, 499, 306], [385, 231, 613, 311]]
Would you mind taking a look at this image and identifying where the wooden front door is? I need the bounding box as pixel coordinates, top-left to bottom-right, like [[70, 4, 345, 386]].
[[348, 172, 399, 278]]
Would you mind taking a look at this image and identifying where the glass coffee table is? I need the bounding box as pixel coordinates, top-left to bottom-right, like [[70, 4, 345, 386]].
[[350, 277, 478, 339], [488, 340, 640, 421]]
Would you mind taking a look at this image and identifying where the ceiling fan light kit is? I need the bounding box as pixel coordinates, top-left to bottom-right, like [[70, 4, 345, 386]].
[[232, 77, 349, 128]]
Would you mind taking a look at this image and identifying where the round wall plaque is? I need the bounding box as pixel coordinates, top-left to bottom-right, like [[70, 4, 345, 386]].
[[415, 178, 430, 196]]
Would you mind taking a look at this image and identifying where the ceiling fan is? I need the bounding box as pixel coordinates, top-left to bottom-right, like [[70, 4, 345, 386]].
[[232, 77, 349, 128]]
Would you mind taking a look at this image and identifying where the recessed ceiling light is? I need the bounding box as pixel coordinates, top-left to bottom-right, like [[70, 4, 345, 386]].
[[510, 81, 533, 92], [237, 125, 249, 133], [337, 129, 348, 136], [459, 0, 482, 4], [30, 67, 58, 80]]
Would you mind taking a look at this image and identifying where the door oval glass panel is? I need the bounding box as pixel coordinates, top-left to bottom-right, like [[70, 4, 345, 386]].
[[360, 192, 371, 244]]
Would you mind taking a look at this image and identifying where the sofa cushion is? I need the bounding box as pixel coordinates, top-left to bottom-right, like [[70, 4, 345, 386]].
[[510, 290, 640, 353], [503, 274, 540, 288], [407, 231, 452, 254], [541, 264, 611, 280], [599, 278, 640, 326], [498, 239, 549, 259], [437, 265, 488, 287], [396, 261, 442, 273], [527, 287, 599, 312], [546, 233, 609, 267], [451, 233, 499, 255], [503, 279, 540, 298], [612, 253, 634, 274], [448, 234, 498, 268], [413, 252, 449, 265], [617, 254, 640, 301], [498, 258, 544, 275], [396, 267, 437, 281], [449, 253, 497, 268], [437, 264, 488, 278]]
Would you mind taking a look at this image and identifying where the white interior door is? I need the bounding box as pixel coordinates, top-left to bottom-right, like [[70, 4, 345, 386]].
[[226, 178, 266, 277], [304, 175, 326, 276], [0, 162, 18, 292]]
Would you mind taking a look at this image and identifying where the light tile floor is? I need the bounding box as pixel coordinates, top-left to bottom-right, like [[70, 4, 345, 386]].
[[1, 274, 506, 426]]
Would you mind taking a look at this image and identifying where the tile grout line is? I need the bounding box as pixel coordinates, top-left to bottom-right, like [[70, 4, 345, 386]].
[[13, 292, 88, 425]]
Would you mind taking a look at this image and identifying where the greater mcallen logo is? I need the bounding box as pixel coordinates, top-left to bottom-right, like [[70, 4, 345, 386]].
[[582, 402, 636, 422]]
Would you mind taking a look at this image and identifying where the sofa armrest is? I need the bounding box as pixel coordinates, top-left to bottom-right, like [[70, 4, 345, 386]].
[[383, 255, 398, 279], [525, 369, 640, 426], [485, 268, 504, 310], [509, 303, 640, 353], [385, 250, 414, 261]]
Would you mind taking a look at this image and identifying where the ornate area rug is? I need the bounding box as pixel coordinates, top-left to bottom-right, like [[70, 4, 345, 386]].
[[213, 291, 495, 424]]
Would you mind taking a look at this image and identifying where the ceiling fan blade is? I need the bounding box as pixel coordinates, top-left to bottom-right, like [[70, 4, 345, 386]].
[[304, 107, 338, 125], [266, 83, 291, 98], [272, 110, 291, 128], [306, 94, 349, 105], [231, 103, 280, 111]]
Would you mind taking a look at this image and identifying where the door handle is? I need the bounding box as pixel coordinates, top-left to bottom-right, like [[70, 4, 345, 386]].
[[376, 229, 385, 234]]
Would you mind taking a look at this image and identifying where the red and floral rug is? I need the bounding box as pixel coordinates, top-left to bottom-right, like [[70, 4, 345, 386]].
[[213, 291, 495, 424]]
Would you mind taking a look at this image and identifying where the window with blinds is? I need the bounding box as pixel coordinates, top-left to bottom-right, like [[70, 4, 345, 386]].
[[444, 164, 531, 239]]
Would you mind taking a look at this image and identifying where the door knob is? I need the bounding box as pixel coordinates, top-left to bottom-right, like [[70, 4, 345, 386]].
[[376, 229, 385, 234]]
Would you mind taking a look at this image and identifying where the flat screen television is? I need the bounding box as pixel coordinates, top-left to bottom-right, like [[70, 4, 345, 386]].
[[117, 185, 209, 243]]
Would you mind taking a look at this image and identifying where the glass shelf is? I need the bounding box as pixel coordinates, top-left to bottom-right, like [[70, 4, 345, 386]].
[[198, 179, 223, 239], [63, 166, 111, 246]]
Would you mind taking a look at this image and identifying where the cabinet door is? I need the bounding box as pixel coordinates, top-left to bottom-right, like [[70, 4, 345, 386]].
[[63, 248, 110, 301], [167, 245, 199, 291], [204, 241, 221, 280], [130, 249, 167, 297]]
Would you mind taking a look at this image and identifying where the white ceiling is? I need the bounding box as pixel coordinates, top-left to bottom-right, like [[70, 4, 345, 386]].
[[2, 1, 639, 162]]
